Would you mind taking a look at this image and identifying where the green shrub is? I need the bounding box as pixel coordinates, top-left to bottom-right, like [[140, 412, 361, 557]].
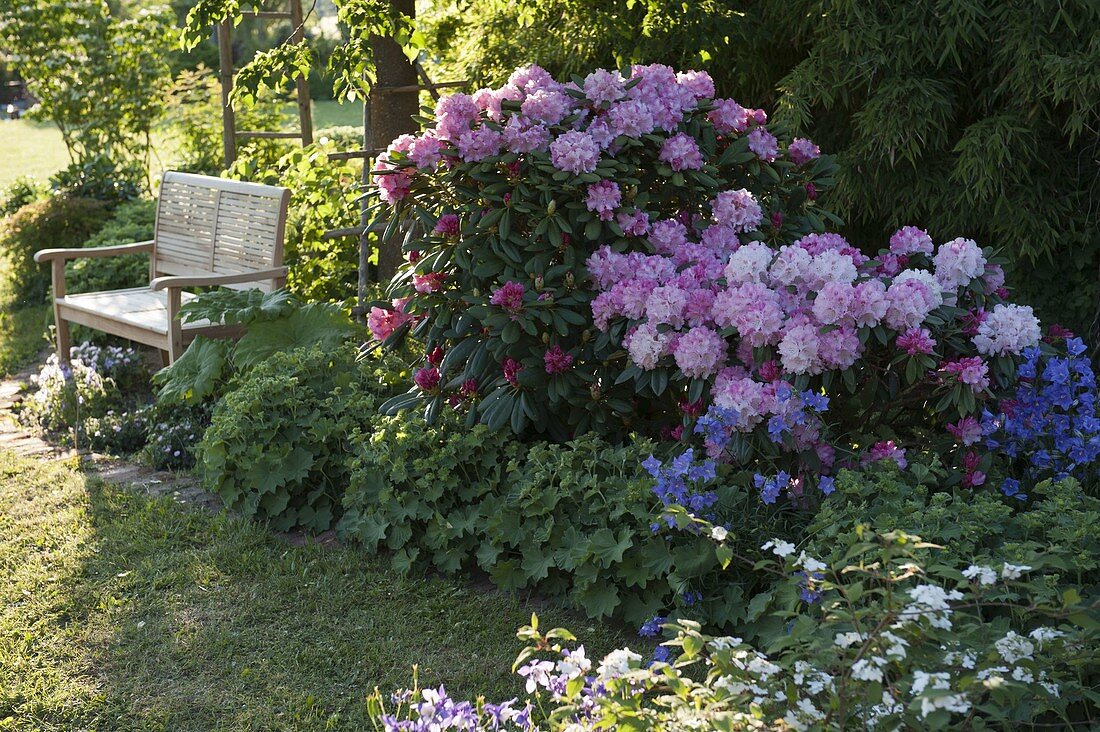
[[0, 195, 112, 305], [0, 176, 47, 216], [807, 466, 1100, 596], [228, 140, 361, 304], [200, 343, 406, 532], [67, 198, 156, 294], [49, 155, 144, 203], [340, 417, 788, 628], [153, 289, 361, 408]]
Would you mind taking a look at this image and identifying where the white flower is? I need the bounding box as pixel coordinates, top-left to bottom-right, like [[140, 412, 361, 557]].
[[793, 661, 834, 694], [911, 670, 949, 696], [557, 645, 591, 679], [880, 631, 909, 660], [994, 631, 1035, 664], [762, 539, 796, 558], [1001, 563, 1032, 580], [900, 584, 963, 630], [708, 635, 743, 652], [834, 631, 865, 648], [711, 526, 729, 541], [596, 648, 641, 680], [962, 564, 997, 585], [1012, 667, 1035, 683], [1029, 627, 1064, 648], [794, 551, 827, 573], [851, 657, 886, 682]]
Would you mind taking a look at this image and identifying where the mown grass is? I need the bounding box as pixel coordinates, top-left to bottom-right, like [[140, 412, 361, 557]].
[[0, 450, 636, 731], [0, 101, 362, 190]]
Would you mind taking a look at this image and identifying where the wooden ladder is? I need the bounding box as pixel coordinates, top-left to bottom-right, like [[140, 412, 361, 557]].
[[216, 1, 314, 168]]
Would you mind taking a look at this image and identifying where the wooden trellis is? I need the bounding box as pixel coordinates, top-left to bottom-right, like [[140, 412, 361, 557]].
[[217, 1, 314, 167], [213, 2, 465, 320]]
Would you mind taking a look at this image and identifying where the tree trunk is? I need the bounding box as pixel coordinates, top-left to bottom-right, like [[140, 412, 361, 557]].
[[371, 0, 419, 281]]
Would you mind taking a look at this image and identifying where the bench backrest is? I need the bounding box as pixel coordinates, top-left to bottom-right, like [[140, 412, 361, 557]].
[[153, 172, 292, 292]]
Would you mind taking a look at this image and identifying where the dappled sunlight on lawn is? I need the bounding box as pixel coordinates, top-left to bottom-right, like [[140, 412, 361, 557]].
[[0, 450, 634, 731]]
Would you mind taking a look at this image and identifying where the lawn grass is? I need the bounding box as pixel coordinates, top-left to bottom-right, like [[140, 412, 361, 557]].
[[0, 450, 638, 731], [0, 101, 364, 190]]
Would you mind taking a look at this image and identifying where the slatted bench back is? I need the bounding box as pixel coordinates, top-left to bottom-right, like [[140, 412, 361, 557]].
[[153, 172, 291, 292]]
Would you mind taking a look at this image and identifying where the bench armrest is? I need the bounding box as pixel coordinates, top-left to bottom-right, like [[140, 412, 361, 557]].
[[149, 267, 288, 291], [34, 240, 155, 263]]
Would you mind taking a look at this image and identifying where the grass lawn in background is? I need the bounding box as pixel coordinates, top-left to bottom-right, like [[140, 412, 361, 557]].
[[0, 117, 70, 189], [0, 449, 637, 731], [0, 101, 365, 190]]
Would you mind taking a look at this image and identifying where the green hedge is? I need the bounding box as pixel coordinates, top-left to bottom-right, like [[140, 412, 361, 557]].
[[67, 198, 156, 294], [0, 196, 112, 305]]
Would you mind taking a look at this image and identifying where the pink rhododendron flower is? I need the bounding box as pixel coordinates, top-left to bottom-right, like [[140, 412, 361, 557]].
[[934, 237, 986, 289], [433, 214, 460, 236], [659, 133, 704, 171], [747, 127, 779, 162], [413, 272, 446, 294], [407, 133, 446, 170], [456, 126, 502, 162], [585, 180, 621, 221], [711, 189, 762, 232], [818, 325, 862, 369], [617, 210, 651, 237], [645, 286, 688, 328], [583, 68, 625, 105], [864, 440, 907, 469], [787, 138, 820, 166], [724, 243, 773, 285], [672, 326, 726, 378], [520, 88, 572, 125], [649, 219, 689, 255], [889, 226, 934, 256], [707, 98, 750, 134], [490, 281, 526, 313], [434, 93, 480, 142], [712, 283, 784, 346], [676, 70, 715, 100], [947, 416, 983, 446], [502, 117, 550, 154], [549, 130, 600, 173], [778, 321, 822, 375], [849, 280, 889, 327], [896, 327, 937, 355], [543, 345, 574, 374], [942, 356, 990, 392], [812, 281, 853, 325], [625, 322, 672, 370], [502, 357, 523, 387], [367, 303, 411, 341], [608, 99, 656, 138], [413, 366, 441, 391]]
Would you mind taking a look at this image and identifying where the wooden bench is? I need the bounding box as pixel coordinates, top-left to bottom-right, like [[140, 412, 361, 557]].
[[35, 172, 291, 364]]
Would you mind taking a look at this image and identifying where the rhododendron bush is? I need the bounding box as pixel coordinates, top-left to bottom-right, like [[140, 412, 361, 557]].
[[368, 62, 1075, 496], [369, 63, 838, 439]]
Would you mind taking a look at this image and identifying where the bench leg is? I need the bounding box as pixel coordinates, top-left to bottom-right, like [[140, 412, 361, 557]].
[[54, 306, 71, 365], [166, 288, 183, 364]]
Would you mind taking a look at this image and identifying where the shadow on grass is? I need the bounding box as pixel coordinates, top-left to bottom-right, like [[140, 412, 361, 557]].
[[0, 452, 638, 731]]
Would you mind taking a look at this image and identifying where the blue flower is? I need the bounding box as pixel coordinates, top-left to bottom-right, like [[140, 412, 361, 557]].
[[638, 615, 667, 637], [650, 645, 673, 664], [800, 390, 829, 412], [642, 455, 662, 478], [818, 476, 836, 496], [767, 415, 788, 443], [1067, 337, 1087, 357]]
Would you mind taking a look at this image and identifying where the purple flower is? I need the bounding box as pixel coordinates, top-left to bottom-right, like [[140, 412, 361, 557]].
[[490, 281, 526, 313], [658, 133, 704, 171], [549, 130, 600, 173], [543, 345, 574, 374], [585, 180, 621, 221], [748, 127, 779, 161], [787, 137, 820, 166]]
